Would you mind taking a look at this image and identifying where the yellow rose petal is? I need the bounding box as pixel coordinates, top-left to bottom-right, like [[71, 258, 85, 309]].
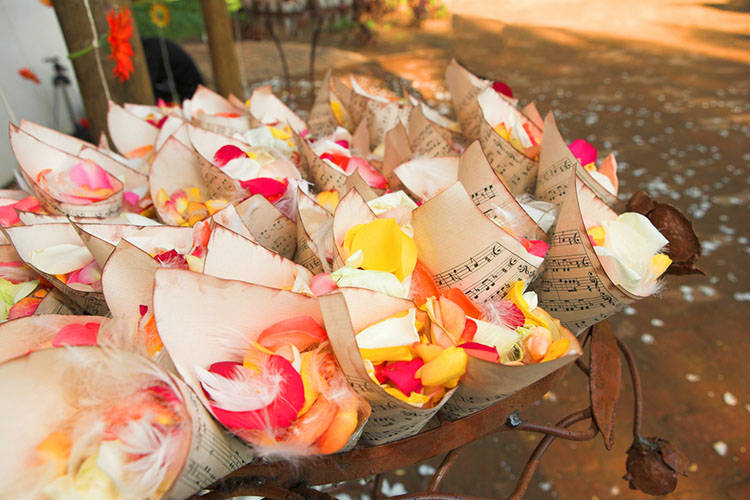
[[651, 253, 672, 277], [383, 386, 431, 406], [360, 346, 414, 363], [587, 226, 606, 246], [506, 281, 549, 328], [316, 190, 339, 213], [541, 338, 571, 362], [416, 346, 467, 388]]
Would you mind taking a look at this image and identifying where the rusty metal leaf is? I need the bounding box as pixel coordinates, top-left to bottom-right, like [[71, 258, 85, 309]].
[[589, 320, 621, 450], [661, 442, 690, 476], [624, 437, 687, 496], [626, 190, 703, 275]]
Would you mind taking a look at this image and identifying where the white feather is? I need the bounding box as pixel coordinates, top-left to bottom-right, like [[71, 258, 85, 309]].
[[197, 365, 281, 412]]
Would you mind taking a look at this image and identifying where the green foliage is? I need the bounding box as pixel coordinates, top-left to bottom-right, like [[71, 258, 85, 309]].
[[132, 0, 205, 41]]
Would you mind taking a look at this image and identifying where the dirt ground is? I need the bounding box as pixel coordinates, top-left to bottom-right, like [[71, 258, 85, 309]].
[[186, 1, 749, 498]]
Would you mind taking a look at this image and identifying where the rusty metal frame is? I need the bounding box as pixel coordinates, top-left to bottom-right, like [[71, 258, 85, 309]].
[[191, 323, 673, 500]]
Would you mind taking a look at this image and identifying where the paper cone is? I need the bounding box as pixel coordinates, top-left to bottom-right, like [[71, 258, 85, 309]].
[[107, 101, 159, 158], [350, 115, 372, 159], [293, 131, 348, 192], [188, 124, 248, 166], [0, 346, 254, 500], [405, 93, 461, 140], [248, 86, 307, 133], [319, 289, 454, 444], [332, 189, 377, 268], [155, 116, 191, 151], [535, 113, 618, 207], [72, 223, 146, 267], [235, 195, 297, 260], [204, 224, 313, 289], [210, 203, 257, 242], [332, 76, 366, 125], [153, 269, 369, 455], [0, 314, 110, 364], [149, 137, 213, 225], [412, 183, 542, 304], [189, 85, 253, 136], [14, 212, 66, 225], [477, 88, 541, 196], [407, 105, 453, 158], [9, 124, 124, 217], [124, 102, 181, 120], [294, 189, 332, 273], [344, 170, 380, 201], [308, 70, 341, 138], [522, 102, 545, 130], [394, 156, 458, 203], [445, 59, 491, 141], [440, 310, 581, 419], [381, 122, 412, 191], [77, 146, 149, 195], [366, 101, 410, 151], [19, 119, 90, 155], [2, 223, 108, 315], [533, 171, 639, 333], [458, 141, 548, 241], [33, 288, 75, 315]]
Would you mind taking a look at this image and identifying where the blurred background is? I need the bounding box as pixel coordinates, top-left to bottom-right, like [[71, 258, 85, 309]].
[[0, 0, 748, 498]]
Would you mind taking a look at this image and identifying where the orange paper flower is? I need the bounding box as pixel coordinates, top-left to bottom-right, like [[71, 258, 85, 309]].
[[18, 68, 41, 85], [107, 8, 134, 82]]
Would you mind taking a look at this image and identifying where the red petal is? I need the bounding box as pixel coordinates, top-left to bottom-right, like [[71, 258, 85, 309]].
[[256, 315, 328, 351], [441, 288, 484, 319], [52, 322, 101, 347], [7, 297, 42, 320], [334, 140, 350, 149], [459, 318, 478, 343], [139, 304, 149, 316], [492, 81, 513, 98], [348, 157, 388, 189], [14, 196, 40, 212], [208, 356, 305, 430], [239, 177, 289, 203], [382, 359, 424, 395], [569, 139, 597, 166], [526, 239, 549, 258], [459, 342, 500, 363], [214, 145, 246, 167], [319, 152, 350, 169], [0, 205, 20, 227], [154, 249, 189, 269]]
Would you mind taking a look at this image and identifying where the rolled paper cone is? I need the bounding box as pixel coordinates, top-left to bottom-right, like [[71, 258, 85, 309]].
[[227, 93, 246, 109], [188, 124, 249, 167], [477, 89, 541, 196], [350, 115, 371, 159], [521, 102, 545, 131], [394, 156, 459, 203], [458, 141, 548, 241], [366, 101, 410, 151], [235, 195, 297, 260], [153, 269, 370, 455], [248, 85, 307, 134], [308, 70, 342, 139], [19, 119, 91, 155], [292, 131, 348, 192], [0, 314, 110, 364], [0, 346, 254, 500], [77, 147, 149, 194], [344, 170, 380, 202], [440, 309, 582, 419], [407, 105, 453, 158], [155, 117, 191, 152], [204, 224, 313, 289], [444, 58, 491, 142], [2, 223, 108, 315], [210, 203, 257, 242], [533, 171, 640, 333], [16, 213, 114, 225], [193, 112, 252, 136], [535, 112, 618, 207], [404, 93, 461, 140], [9, 125, 124, 218], [149, 137, 214, 225], [295, 188, 333, 273], [98, 131, 110, 150], [319, 289, 454, 445], [33, 288, 76, 315], [412, 183, 541, 305], [72, 223, 146, 267], [107, 101, 160, 159], [124, 102, 181, 119], [382, 122, 412, 190], [332, 76, 366, 125], [189, 85, 254, 136], [332, 189, 377, 269]]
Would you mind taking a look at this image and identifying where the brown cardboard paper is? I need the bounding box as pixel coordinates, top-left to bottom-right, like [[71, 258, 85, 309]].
[[444, 59, 490, 142], [235, 195, 297, 260], [307, 69, 339, 138], [407, 105, 453, 158]]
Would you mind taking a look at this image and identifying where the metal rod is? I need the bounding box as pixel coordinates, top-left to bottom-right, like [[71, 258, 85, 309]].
[[372, 473, 385, 499], [506, 408, 595, 500], [616, 337, 643, 438], [265, 18, 291, 95], [428, 446, 467, 492]]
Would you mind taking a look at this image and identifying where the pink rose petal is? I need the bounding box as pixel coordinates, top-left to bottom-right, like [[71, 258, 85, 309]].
[[69, 161, 113, 190], [239, 177, 289, 202], [66, 260, 101, 286], [569, 139, 597, 166], [459, 342, 500, 363], [123, 191, 141, 206], [52, 322, 101, 347], [347, 156, 388, 189], [310, 273, 338, 296], [214, 145, 246, 167], [527, 239, 549, 258]]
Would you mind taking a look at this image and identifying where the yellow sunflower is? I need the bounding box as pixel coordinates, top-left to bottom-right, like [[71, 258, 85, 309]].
[[149, 2, 171, 29]]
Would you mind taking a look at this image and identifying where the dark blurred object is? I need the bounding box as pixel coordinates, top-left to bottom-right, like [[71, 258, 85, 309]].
[[624, 436, 689, 495], [45, 57, 93, 143], [626, 190, 703, 275], [141, 37, 203, 103]]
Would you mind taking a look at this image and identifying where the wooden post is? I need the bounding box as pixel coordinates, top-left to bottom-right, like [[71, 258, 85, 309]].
[[200, 0, 243, 98], [53, 0, 154, 141]]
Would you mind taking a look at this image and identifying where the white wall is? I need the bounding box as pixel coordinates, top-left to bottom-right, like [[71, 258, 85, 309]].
[[0, 0, 85, 186]]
